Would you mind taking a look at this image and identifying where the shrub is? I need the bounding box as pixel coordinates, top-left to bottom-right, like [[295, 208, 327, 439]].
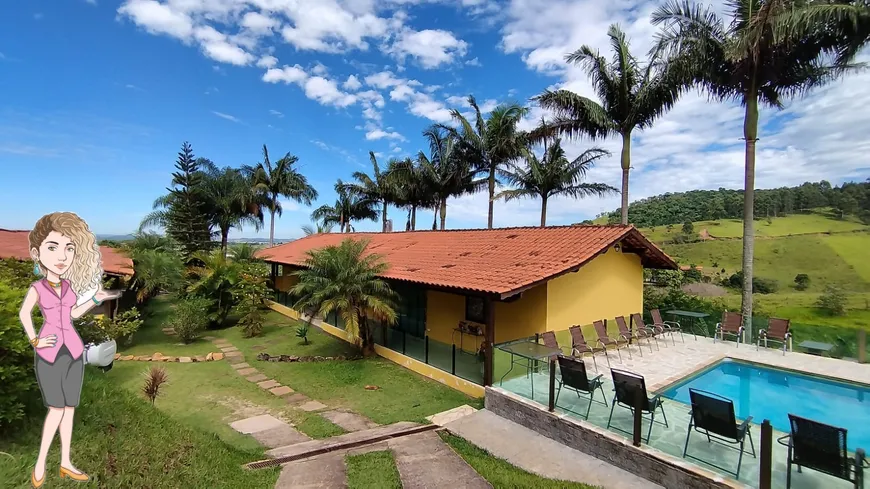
[[794, 274, 811, 291], [0, 258, 35, 290], [682, 266, 703, 284], [142, 366, 169, 405], [0, 282, 37, 432], [295, 322, 311, 345], [238, 305, 265, 338], [682, 221, 694, 235], [753, 278, 779, 294], [817, 285, 847, 316], [669, 234, 694, 244], [170, 296, 212, 343], [76, 308, 144, 346]]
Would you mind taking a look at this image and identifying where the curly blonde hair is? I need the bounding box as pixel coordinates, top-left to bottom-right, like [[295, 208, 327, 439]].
[[29, 212, 103, 296]]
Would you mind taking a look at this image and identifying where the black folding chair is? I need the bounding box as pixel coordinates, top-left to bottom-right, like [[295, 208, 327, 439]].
[[606, 369, 668, 443], [780, 414, 866, 488], [683, 388, 756, 478], [554, 355, 608, 419]]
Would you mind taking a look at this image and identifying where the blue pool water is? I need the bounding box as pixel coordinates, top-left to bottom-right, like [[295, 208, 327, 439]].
[[661, 359, 870, 451]]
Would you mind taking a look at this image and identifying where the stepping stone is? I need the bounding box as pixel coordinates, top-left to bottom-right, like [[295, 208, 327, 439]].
[[299, 400, 328, 412], [283, 393, 310, 405], [230, 414, 286, 434], [212, 352, 224, 361], [275, 453, 347, 489], [270, 386, 294, 396], [220, 346, 239, 352], [425, 404, 478, 427], [178, 357, 192, 363], [231, 362, 250, 370], [213, 339, 231, 345], [320, 410, 379, 432], [237, 367, 258, 376], [257, 380, 281, 390], [224, 351, 244, 358], [389, 431, 491, 489], [226, 355, 245, 365], [247, 374, 268, 383], [251, 424, 310, 449], [202, 335, 217, 341]]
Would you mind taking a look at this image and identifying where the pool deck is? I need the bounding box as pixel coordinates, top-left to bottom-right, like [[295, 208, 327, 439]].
[[581, 333, 870, 393]]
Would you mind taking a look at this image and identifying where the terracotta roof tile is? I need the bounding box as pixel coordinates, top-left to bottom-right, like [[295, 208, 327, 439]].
[[0, 229, 134, 276], [256, 225, 676, 297]]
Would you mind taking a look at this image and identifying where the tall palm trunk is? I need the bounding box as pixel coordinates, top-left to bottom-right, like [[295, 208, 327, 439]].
[[382, 201, 388, 233], [432, 204, 438, 230], [487, 166, 496, 229], [269, 193, 278, 247], [439, 197, 447, 230], [540, 195, 548, 227], [740, 86, 759, 341], [619, 132, 632, 225], [220, 228, 229, 258], [411, 205, 417, 230]]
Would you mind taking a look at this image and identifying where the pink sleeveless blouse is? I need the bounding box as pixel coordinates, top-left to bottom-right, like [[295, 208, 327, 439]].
[[33, 279, 84, 363]]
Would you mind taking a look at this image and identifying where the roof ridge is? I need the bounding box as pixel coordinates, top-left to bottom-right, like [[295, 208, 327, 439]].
[[283, 224, 634, 238]]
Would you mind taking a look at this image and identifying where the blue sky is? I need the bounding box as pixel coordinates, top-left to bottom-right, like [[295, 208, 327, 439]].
[[2, 0, 868, 239]]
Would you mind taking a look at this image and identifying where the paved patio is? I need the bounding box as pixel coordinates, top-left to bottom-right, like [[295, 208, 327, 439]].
[[498, 333, 870, 489]]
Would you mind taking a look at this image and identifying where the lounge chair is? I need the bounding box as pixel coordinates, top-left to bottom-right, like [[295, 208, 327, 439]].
[[650, 309, 684, 344], [615, 316, 654, 354], [683, 388, 756, 478], [593, 319, 631, 363], [554, 355, 608, 419], [757, 317, 792, 355], [781, 414, 865, 489], [568, 325, 603, 371], [630, 314, 666, 350], [715, 312, 745, 346], [606, 369, 668, 443]]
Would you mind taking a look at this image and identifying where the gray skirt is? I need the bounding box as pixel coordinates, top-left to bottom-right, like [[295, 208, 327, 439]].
[[35, 345, 84, 408]]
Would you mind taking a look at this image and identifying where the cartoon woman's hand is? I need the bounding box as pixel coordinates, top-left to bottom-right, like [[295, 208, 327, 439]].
[[35, 335, 57, 349], [93, 287, 121, 303]]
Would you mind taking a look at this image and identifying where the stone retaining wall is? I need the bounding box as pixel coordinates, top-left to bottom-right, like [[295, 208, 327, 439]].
[[484, 387, 747, 489]]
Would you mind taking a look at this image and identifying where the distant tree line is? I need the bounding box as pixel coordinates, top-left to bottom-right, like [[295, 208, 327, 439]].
[[600, 180, 870, 228]]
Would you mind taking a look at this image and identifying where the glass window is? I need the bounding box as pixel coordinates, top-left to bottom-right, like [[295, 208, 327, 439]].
[[392, 283, 427, 338], [465, 296, 485, 324]]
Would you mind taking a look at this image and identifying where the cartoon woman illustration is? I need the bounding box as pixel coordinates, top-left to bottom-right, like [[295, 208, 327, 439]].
[[18, 212, 122, 487]]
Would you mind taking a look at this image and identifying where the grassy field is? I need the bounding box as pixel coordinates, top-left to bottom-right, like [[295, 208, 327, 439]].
[[440, 432, 600, 489], [639, 211, 867, 243], [823, 234, 870, 282], [0, 369, 279, 488], [117, 298, 217, 357]]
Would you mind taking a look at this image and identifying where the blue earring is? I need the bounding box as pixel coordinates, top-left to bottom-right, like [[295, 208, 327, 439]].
[[33, 262, 41, 276]]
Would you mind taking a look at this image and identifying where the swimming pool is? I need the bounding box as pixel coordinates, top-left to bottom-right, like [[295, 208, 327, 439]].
[[660, 359, 870, 451]]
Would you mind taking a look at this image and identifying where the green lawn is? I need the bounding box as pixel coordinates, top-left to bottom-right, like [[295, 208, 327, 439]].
[[440, 432, 600, 489], [0, 369, 279, 489], [346, 450, 402, 489], [824, 233, 870, 282], [115, 299, 482, 428], [117, 297, 217, 357], [640, 212, 867, 242]]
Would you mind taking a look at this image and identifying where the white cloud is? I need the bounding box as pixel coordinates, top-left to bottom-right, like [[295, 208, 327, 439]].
[[256, 55, 278, 69], [117, 0, 194, 40], [262, 64, 308, 84], [212, 111, 241, 123], [241, 11, 278, 33], [392, 146, 403, 153], [303, 76, 357, 107], [85, 0, 97, 5], [465, 57, 481, 66], [343, 74, 362, 91], [385, 28, 468, 69], [269, 109, 284, 118], [312, 62, 329, 75], [365, 129, 406, 141]]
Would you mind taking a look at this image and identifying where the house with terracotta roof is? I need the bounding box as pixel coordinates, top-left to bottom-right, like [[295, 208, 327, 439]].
[[0, 228, 134, 318], [256, 225, 677, 397]]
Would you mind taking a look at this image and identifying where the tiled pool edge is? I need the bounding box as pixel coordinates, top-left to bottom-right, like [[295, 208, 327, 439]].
[[485, 386, 751, 489]]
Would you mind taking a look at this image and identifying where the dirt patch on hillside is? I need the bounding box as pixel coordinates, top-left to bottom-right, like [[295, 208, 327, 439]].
[[682, 283, 727, 297], [699, 228, 714, 240]]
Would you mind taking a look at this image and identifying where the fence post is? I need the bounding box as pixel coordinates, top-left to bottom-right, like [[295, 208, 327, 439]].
[[859, 329, 867, 364], [451, 344, 456, 375], [548, 357, 556, 412], [633, 388, 643, 447], [759, 419, 773, 489], [425, 336, 429, 364]]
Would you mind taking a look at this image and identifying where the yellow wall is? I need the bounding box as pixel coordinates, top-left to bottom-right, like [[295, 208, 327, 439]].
[[274, 274, 297, 292], [546, 246, 643, 333], [425, 284, 548, 348]]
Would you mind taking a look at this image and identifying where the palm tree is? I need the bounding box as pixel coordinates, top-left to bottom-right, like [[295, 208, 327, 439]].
[[290, 238, 397, 355], [125, 248, 184, 303], [343, 152, 396, 232], [311, 180, 379, 233], [445, 96, 529, 228], [651, 0, 868, 337], [533, 24, 684, 225], [496, 137, 617, 226], [418, 125, 481, 230], [301, 222, 335, 236], [228, 243, 262, 262], [386, 157, 434, 231], [200, 161, 267, 257], [186, 250, 241, 326], [245, 144, 318, 247]]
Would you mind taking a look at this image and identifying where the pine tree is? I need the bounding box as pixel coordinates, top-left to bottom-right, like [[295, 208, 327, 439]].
[[166, 142, 212, 258]]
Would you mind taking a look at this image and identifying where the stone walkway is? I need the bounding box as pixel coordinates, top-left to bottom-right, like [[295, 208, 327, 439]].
[[446, 409, 663, 489], [389, 430, 492, 489]]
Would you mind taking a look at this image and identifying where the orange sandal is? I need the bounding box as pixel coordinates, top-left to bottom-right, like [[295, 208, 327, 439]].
[[31, 469, 45, 488]]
